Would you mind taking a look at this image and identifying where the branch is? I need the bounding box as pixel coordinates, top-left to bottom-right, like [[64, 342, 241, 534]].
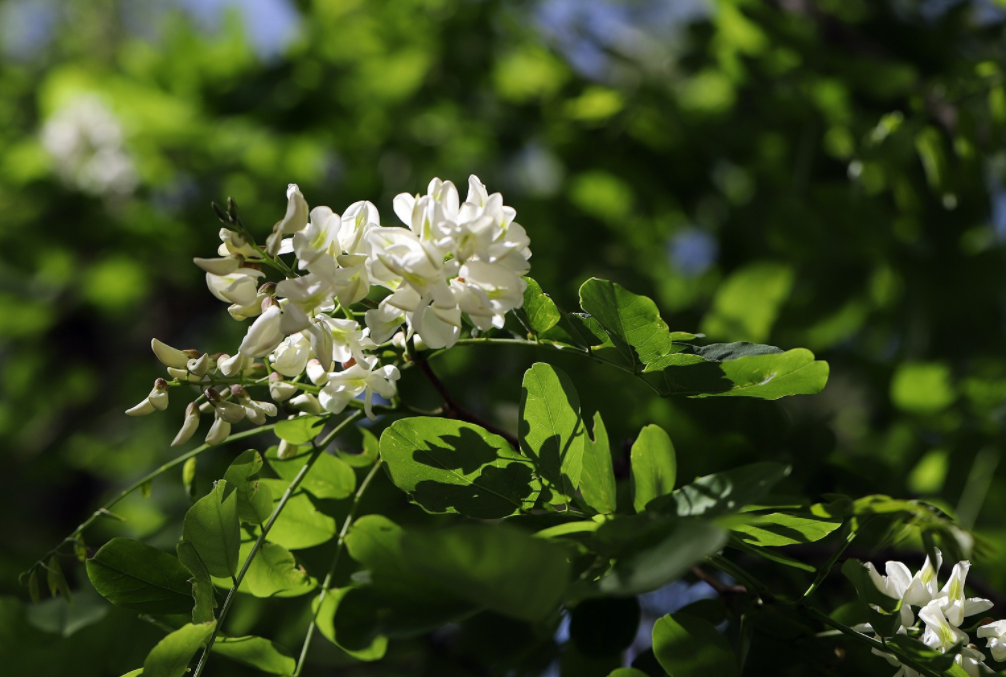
[[191, 410, 362, 677], [414, 357, 520, 449]]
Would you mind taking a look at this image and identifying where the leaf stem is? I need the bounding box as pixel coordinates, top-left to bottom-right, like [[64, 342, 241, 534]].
[[191, 410, 362, 677], [293, 458, 384, 676]]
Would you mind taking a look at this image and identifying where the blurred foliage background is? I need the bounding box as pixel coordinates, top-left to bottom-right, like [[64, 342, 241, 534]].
[[4, 0, 1006, 674]]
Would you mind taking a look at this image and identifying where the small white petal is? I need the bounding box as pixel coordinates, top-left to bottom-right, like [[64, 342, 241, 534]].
[[125, 398, 156, 416], [152, 338, 189, 369]]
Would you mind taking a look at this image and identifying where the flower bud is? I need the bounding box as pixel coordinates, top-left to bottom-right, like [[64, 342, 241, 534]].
[[268, 372, 297, 402], [171, 402, 201, 447], [193, 257, 241, 276], [205, 387, 245, 423], [148, 378, 169, 411], [277, 438, 299, 460], [230, 384, 250, 402], [258, 281, 277, 296], [152, 339, 189, 369], [125, 398, 156, 416], [218, 352, 249, 377], [306, 359, 328, 386], [167, 367, 189, 380], [199, 400, 215, 414], [205, 415, 231, 446], [289, 393, 322, 415], [187, 354, 210, 378], [183, 349, 202, 359]]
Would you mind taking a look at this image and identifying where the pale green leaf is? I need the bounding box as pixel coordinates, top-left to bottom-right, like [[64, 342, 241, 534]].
[[672, 462, 790, 517], [730, 513, 842, 547], [176, 541, 216, 624], [142, 621, 216, 677], [313, 588, 388, 661], [519, 363, 584, 502], [213, 635, 297, 675], [274, 416, 325, 444], [245, 542, 315, 598], [580, 412, 617, 515]]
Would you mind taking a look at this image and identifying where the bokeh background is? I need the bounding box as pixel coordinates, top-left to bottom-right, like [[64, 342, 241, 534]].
[[4, 0, 1006, 675]]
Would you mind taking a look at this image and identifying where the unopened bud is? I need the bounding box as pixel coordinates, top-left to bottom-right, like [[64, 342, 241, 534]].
[[205, 415, 231, 446], [193, 257, 241, 276], [171, 402, 201, 447], [183, 349, 202, 359], [306, 359, 328, 386], [230, 385, 250, 402], [148, 378, 169, 411], [204, 388, 222, 403], [125, 398, 156, 416], [218, 353, 248, 377], [167, 367, 188, 380], [151, 339, 189, 369], [277, 438, 299, 459], [187, 354, 210, 378], [258, 281, 277, 296], [261, 296, 279, 312], [268, 372, 297, 402]]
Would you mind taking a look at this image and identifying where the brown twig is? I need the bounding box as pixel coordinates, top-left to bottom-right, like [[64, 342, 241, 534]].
[[691, 566, 749, 597], [414, 358, 520, 449]]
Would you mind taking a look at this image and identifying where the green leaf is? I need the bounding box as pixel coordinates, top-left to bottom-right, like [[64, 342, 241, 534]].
[[399, 524, 570, 623], [890, 361, 956, 414], [176, 541, 216, 624], [313, 588, 389, 661], [606, 670, 651, 677], [380, 417, 541, 519], [245, 542, 315, 598], [269, 449, 355, 500], [28, 568, 40, 603], [652, 613, 737, 677], [519, 362, 584, 503], [595, 516, 727, 596], [693, 342, 783, 361], [666, 349, 829, 400], [579, 277, 689, 370], [730, 513, 842, 547], [274, 415, 326, 444], [257, 480, 337, 550], [630, 424, 677, 513], [182, 480, 240, 578], [700, 261, 793, 344], [46, 555, 71, 603], [213, 635, 297, 675], [86, 538, 194, 615], [223, 450, 272, 524], [522, 276, 562, 335], [119, 670, 144, 677], [888, 635, 959, 672], [338, 427, 380, 467], [580, 412, 617, 515], [142, 621, 216, 677], [671, 462, 790, 517]]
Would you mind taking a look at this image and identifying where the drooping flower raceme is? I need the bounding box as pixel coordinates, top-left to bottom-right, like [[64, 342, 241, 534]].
[[133, 175, 531, 444]]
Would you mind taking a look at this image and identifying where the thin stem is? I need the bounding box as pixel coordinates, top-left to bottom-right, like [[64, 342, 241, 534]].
[[294, 459, 384, 676], [799, 606, 942, 677], [707, 554, 775, 603], [802, 520, 856, 599], [414, 357, 520, 449], [192, 411, 363, 677], [430, 337, 669, 397], [31, 423, 279, 569]]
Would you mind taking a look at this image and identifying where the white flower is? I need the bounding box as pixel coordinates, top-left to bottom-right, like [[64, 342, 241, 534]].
[[290, 393, 323, 415], [936, 561, 993, 627], [266, 184, 310, 256], [364, 297, 408, 344], [956, 647, 992, 677], [275, 272, 337, 328], [239, 303, 286, 357], [217, 352, 252, 377], [126, 379, 169, 416], [903, 550, 943, 607], [978, 620, 1006, 662], [270, 333, 312, 378], [317, 316, 375, 366], [268, 372, 297, 402], [292, 205, 341, 271], [206, 267, 265, 308], [920, 601, 971, 663], [865, 561, 916, 628], [171, 402, 201, 447], [306, 359, 329, 386], [319, 357, 399, 420], [411, 297, 462, 349], [205, 388, 245, 424], [217, 228, 257, 258], [339, 200, 380, 255], [456, 260, 525, 328]]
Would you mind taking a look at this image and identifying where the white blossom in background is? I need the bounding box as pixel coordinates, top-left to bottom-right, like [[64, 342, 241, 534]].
[[41, 94, 138, 197]]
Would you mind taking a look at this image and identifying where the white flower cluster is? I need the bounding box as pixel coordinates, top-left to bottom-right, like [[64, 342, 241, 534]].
[[861, 551, 996, 676], [126, 175, 531, 447]]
